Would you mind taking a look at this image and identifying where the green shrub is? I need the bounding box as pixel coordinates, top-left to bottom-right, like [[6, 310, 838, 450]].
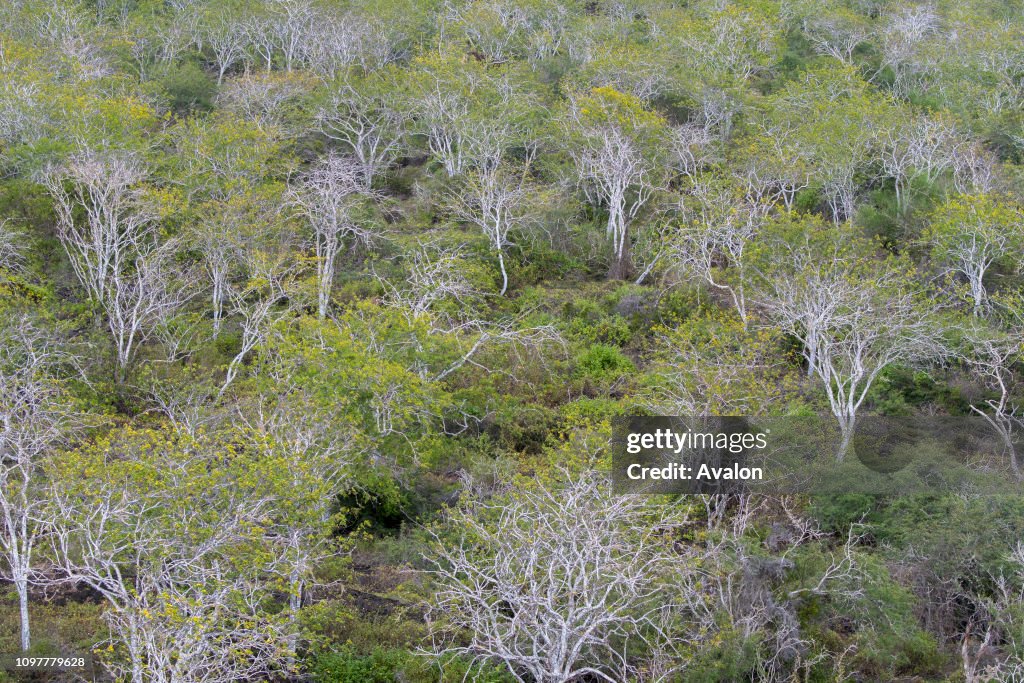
[[568, 314, 632, 346], [574, 344, 634, 384], [558, 397, 623, 430], [158, 61, 216, 114], [682, 628, 761, 682], [336, 472, 408, 534], [846, 555, 945, 678], [809, 494, 877, 535], [487, 401, 558, 454], [311, 647, 513, 683], [652, 286, 705, 327], [312, 646, 411, 683], [212, 330, 241, 358], [866, 366, 969, 415]]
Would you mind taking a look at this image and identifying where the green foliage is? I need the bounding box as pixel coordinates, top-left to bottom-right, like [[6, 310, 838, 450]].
[[682, 629, 761, 683], [643, 312, 799, 416], [336, 474, 408, 534], [866, 366, 968, 415], [0, 592, 105, 657], [312, 646, 411, 683], [485, 400, 559, 454], [157, 60, 217, 114], [564, 306, 632, 346], [809, 494, 876, 535], [874, 496, 1024, 585], [558, 397, 624, 431], [855, 188, 902, 248], [311, 645, 513, 682], [260, 312, 444, 454], [574, 343, 634, 384], [843, 555, 945, 678]]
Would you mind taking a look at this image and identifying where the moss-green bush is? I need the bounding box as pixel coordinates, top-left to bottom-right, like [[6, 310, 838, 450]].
[[574, 344, 634, 384], [158, 61, 216, 114]]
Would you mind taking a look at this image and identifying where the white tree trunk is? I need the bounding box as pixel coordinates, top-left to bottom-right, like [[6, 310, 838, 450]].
[[497, 249, 508, 296], [15, 572, 29, 651], [836, 413, 855, 461]]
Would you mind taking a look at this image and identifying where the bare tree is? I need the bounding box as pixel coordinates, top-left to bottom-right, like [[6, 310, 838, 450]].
[[237, 353, 355, 647], [0, 81, 49, 147], [425, 471, 686, 682], [409, 65, 524, 179], [802, 11, 872, 64], [244, 0, 378, 78], [415, 83, 474, 178], [815, 283, 936, 458], [0, 318, 80, 651], [153, 9, 198, 66], [876, 114, 961, 212], [45, 151, 150, 306], [446, 160, 532, 295], [445, 0, 530, 64], [756, 230, 852, 380], [379, 242, 480, 325], [671, 183, 768, 324], [316, 82, 407, 191], [668, 123, 719, 181], [924, 194, 1024, 315], [672, 5, 781, 83], [566, 95, 661, 280], [218, 250, 295, 400], [217, 73, 314, 132], [692, 87, 743, 141], [303, 12, 383, 78], [47, 431, 293, 683], [960, 326, 1023, 480], [738, 121, 811, 211], [199, 2, 251, 84], [192, 208, 241, 338], [522, 0, 575, 65], [877, 3, 940, 97], [819, 156, 860, 223], [46, 151, 192, 379], [765, 69, 877, 223], [905, 115, 963, 185], [0, 220, 23, 273], [36, 3, 111, 80], [245, 10, 278, 72], [757, 231, 940, 458], [105, 239, 194, 377], [952, 143, 999, 195], [266, 0, 318, 73], [287, 153, 371, 318], [876, 123, 925, 210]]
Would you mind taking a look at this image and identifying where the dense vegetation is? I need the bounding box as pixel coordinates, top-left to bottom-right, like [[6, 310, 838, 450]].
[[1, 0, 1023, 680]]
